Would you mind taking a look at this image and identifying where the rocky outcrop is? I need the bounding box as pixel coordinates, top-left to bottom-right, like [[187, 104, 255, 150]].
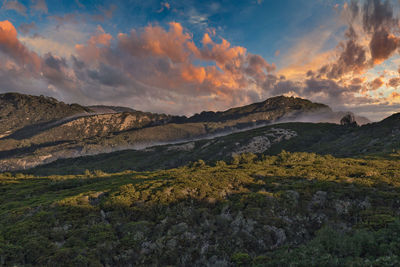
[[340, 113, 358, 126], [233, 128, 297, 155]]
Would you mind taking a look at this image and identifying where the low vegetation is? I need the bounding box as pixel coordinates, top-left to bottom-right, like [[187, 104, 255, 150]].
[[1, 152, 400, 266]]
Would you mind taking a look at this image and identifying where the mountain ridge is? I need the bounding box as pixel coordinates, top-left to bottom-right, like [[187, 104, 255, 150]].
[[0, 92, 375, 172], [27, 115, 400, 175]]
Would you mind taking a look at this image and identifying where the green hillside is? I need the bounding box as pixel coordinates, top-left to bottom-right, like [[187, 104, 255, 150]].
[[1, 152, 400, 266]]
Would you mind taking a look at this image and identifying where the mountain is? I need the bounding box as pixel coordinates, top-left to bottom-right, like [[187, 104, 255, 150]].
[[182, 95, 331, 123], [2, 93, 400, 267], [0, 92, 91, 138], [88, 105, 137, 113], [181, 96, 369, 125], [0, 92, 371, 171], [28, 112, 400, 175]]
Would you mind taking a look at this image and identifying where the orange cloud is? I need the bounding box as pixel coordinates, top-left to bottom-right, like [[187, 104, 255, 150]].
[[370, 77, 384, 90], [390, 92, 400, 99], [278, 50, 334, 80], [387, 77, 400, 88], [0, 20, 41, 70], [117, 22, 192, 63], [351, 77, 366, 85], [76, 21, 274, 99], [370, 31, 400, 65], [89, 26, 113, 46], [181, 64, 206, 83], [75, 26, 113, 63], [202, 33, 212, 46], [200, 37, 246, 69]]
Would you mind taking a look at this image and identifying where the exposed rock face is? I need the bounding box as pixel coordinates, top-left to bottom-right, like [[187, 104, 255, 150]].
[[340, 113, 358, 126], [233, 128, 297, 155]]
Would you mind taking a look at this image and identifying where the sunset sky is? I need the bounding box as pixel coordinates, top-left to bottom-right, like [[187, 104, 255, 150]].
[[0, 0, 399, 120]]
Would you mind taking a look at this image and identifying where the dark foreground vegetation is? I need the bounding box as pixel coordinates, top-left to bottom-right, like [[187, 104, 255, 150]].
[[1, 151, 400, 266]]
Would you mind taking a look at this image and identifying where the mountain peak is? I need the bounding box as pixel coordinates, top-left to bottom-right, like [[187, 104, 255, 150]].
[[254, 95, 330, 111]]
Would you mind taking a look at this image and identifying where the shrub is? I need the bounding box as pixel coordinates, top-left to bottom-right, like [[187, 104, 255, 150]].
[[84, 169, 92, 177], [231, 252, 252, 266], [215, 160, 227, 167], [192, 159, 206, 168]]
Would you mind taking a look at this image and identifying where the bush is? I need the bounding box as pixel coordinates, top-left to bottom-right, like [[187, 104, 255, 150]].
[[231, 252, 252, 266], [215, 160, 227, 167], [84, 169, 92, 177], [93, 169, 106, 176], [192, 159, 206, 168]]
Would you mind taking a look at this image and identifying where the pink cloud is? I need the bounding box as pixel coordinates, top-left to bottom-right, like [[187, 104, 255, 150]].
[[0, 20, 41, 70], [76, 22, 274, 98]]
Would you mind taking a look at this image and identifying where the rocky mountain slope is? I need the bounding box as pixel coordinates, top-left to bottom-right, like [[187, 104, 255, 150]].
[[0, 93, 371, 171], [179, 96, 369, 125], [28, 113, 400, 175], [0, 93, 91, 138], [1, 93, 400, 267]]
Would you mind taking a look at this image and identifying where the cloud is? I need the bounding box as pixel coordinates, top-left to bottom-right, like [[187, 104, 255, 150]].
[[18, 22, 36, 34], [68, 22, 277, 113], [86, 63, 129, 87], [116, 22, 191, 63], [20, 22, 90, 57], [283, 0, 396, 107], [361, 0, 400, 65], [48, 14, 79, 28], [75, 0, 84, 8], [43, 52, 66, 71], [369, 30, 399, 64], [0, 7, 399, 121], [369, 76, 384, 90], [157, 2, 170, 13], [390, 91, 400, 100], [0, 20, 41, 70], [301, 0, 400, 84], [3, 0, 27, 15], [351, 77, 366, 84], [388, 77, 400, 88], [91, 4, 117, 22], [277, 18, 343, 81], [31, 0, 48, 14], [319, 27, 368, 79]]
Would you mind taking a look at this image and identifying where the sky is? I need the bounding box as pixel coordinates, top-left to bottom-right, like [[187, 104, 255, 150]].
[[0, 0, 399, 120]]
